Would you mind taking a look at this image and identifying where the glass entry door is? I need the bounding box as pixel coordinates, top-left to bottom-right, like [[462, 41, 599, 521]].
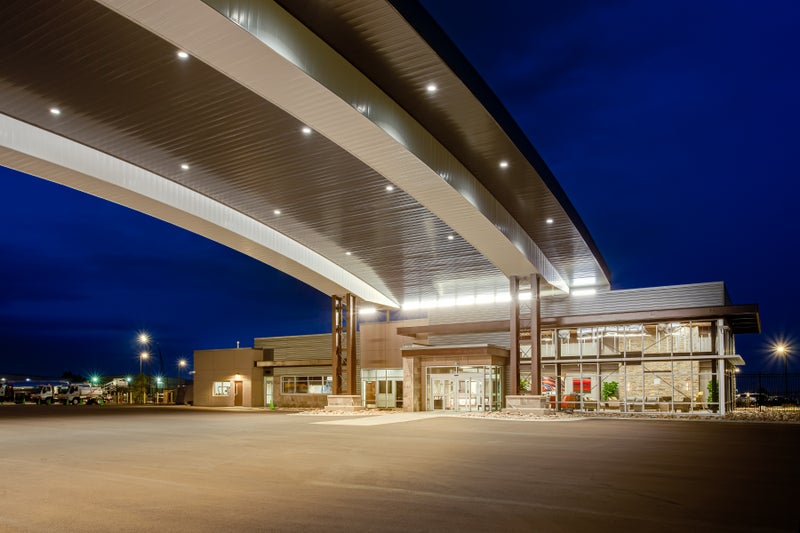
[[428, 372, 489, 412], [430, 377, 455, 410]]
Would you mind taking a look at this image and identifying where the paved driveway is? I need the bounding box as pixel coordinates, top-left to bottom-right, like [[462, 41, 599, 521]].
[[0, 406, 797, 532]]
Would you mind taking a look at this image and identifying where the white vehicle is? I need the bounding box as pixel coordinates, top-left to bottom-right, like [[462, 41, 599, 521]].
[[31, 383, 70, 405], [65, 383, 105, 405]]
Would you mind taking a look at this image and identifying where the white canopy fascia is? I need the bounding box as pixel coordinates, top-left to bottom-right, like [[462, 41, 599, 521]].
[[0, 114, 399, 308]]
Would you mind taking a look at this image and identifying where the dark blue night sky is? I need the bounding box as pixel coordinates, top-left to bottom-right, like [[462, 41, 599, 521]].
[[2, 1, 798, 378]]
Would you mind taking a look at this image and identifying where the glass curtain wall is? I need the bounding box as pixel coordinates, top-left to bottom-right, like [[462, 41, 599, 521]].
[[362, 369, 403, 408], [535, 320, 727, 413]]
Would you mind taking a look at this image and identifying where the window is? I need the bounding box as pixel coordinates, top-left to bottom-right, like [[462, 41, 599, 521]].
[[281, 376, 332, 394], [212, 381, 231, 396]]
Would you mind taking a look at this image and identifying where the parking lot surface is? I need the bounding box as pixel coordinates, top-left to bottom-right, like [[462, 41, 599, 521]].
[[0, 405, 798, 532]]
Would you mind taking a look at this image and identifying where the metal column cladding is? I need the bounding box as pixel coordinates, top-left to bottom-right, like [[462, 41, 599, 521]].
[[530, 275, 541, 395], [346, 293, 358, 395], [510, 274, 541, 395], [331, 295, 343, 395], [510, 276, 521, 395]]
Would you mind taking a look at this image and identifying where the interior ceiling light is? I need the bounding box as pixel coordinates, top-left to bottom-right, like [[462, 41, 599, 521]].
[[426, 83, 438, 93], [180, 163, 190, 170], [49, 107, 61, 115], [301, 126, 312, 135], [402, 291, 516, 310], [572, 288, 597, 297], [345, 251, 352, 256], [546, 218, 554, 224], [385, 185, 395, 191], [499, 160, 509, 169], [273, 209, 281, 215], [447, 235, 454, 240], [177, 51, 189, 59]]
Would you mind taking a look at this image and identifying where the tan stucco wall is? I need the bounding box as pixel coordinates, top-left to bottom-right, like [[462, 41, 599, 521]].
[[360, 318, 428, 369], [193, 348, 266, 407]]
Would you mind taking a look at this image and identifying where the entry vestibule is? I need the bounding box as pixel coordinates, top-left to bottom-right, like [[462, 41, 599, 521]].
[[401, 344, 509, 412], [427, 365, 502, 411]]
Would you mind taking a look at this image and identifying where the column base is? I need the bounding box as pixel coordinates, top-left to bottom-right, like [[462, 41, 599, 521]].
[[325, 395, 364, 411], [504, 395, 552, 415]]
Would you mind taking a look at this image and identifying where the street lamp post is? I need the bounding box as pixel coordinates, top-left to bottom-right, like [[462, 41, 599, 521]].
[[178, 359, 187, 387], [775, 344, 789, 398], [138, 332, 165, 403], [139, 351, 149, 404]]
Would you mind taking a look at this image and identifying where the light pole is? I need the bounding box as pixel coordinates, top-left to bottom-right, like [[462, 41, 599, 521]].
[[139, 351, 149, 404], [138, 332, 165, 379], [178, 359, 187, 386], [775, 344, 789, 398]]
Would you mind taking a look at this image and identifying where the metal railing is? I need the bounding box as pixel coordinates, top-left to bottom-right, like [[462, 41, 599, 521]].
[[734, 372, 799, 410]]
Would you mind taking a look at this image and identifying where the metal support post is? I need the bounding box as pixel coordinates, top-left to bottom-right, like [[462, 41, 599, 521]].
[[346, 293, 358, 395], [530, 275, 541, 395], [331, 295, 343, 395], [715, 318, 724, 414], [509, 276, 521, 395]]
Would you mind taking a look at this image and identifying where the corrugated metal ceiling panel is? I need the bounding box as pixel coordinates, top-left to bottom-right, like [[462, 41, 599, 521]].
[[0, 0, 508, 304], [274, 0, 611, 287]]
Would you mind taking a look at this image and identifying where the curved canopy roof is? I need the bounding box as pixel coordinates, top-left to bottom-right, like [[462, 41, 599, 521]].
[[0, 0, 610, 309]]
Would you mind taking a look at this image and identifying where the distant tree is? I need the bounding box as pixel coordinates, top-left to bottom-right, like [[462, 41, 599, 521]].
[[61, 370, 86, 383]]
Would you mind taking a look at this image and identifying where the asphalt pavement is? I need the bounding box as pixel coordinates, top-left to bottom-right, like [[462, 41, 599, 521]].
[[0, 405, 797, 532]]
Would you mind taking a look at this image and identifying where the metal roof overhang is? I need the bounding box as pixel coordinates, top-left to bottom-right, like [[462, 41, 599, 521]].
[[396, 304, 761, 336], [0, 0, 610, 308]]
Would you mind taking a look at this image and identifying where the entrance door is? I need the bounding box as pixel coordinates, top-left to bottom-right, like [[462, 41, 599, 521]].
[[395, 380, 403, 408], [234, 381, 243, 406], [458, 377, 485, 411], [365, 381, 377, 408], [430, 377, 455, 410], [376, 379, 394, 408], [429, 373, 488, 411], [264, 377, 273, 408]]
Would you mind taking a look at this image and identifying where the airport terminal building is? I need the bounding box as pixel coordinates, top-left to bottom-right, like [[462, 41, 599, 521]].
[[0, 0, 759, 415], [195, 281, 758, 415]]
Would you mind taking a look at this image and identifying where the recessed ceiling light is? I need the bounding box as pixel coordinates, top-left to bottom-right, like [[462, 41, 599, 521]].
[[499, 160, 509, 169], [177, 51, 189, 59], [49, 107, 61, 115], [180, 163, 190, 170], [426, 83, 438, 93], [447, 235, 454, 240], [546, 218, 554, 224], [273, 209, 281, 215], [386, 185, 395, 191], [345, 251, 352, 256], [301, 126, 312, 135]]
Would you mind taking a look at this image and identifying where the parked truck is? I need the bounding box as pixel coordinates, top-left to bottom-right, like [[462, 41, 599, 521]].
[[0, 383, 14, 403], [65, 383, 105, 405], [30, 383, 70, 405], [5, 380, 60, 403]]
